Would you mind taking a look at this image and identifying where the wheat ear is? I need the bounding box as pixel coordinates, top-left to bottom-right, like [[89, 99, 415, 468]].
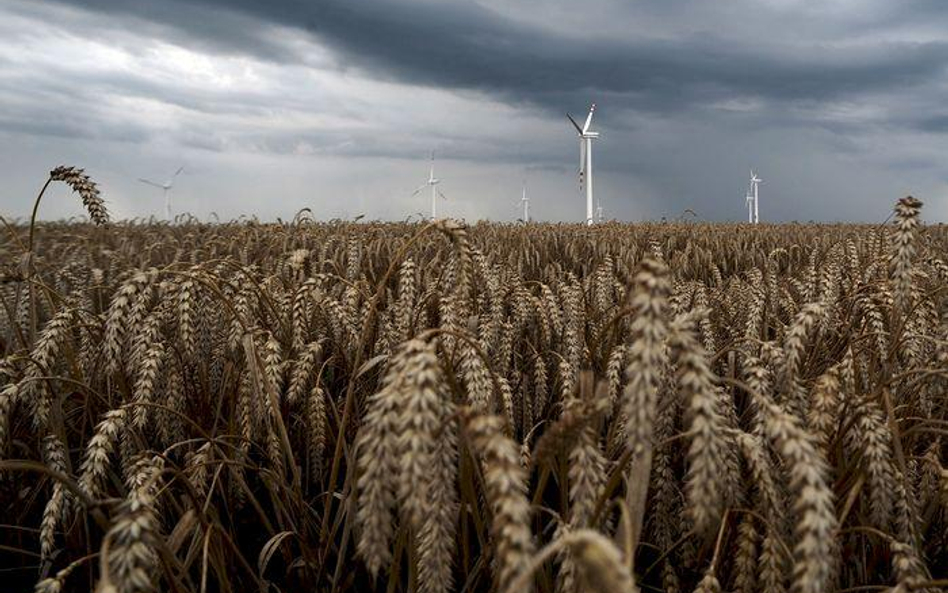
[[49, 166, 109, 225], [463, 410, 535, 593]]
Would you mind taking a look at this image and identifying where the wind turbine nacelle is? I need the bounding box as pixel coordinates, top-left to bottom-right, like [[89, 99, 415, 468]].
[[583, 132, 600, 139]]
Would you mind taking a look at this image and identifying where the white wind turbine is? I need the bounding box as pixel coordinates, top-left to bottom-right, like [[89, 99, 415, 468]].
[[520, 180, 530, 222], [745, 169, 762, 224], [567, 103, 599, 226], [139, 166, 184, 221], [412, 153, 446, 220]]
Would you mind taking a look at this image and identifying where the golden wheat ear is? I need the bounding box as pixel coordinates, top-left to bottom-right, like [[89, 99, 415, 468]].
[[462, 409, 535, 593], [49, 166, 109, 225], [890, 195, 922, 319]]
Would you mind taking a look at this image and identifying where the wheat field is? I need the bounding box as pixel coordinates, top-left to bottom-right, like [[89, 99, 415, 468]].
[[1, 169, 947, 592]]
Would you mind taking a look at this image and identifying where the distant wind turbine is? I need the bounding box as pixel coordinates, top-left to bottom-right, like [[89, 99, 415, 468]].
[[567, 103, 599, 226], [745, 169, 761, 224], [139, 166, 184, 221], [411, 153, 446, 219], [520, 180, 530, 222]]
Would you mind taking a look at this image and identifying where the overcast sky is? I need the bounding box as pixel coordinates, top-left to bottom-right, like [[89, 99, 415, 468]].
[[2, 0, 947, 223]]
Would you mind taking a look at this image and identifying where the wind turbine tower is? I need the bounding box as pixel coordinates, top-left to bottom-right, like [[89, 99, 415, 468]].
[[746, 169, 762, 224], [567, 103, 599, 225], [412, 153, 446, 219], [139, 166, 184, 221], [521, 181, 530, 222], [745, 186, 753, 223]]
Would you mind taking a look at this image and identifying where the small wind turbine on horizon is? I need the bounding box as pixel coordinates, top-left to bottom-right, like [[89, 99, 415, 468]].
[[567, 103, 599, 226], [596, 198, 604, 223], [745, 169, 761, 224], [139, 166, 184, 221], [520, 180, 530, 222], [412, 153, 446, 220]]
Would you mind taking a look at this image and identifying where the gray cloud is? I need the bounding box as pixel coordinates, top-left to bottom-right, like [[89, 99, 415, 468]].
[[55, 0, 948, 115], [1, 0, 947, 223]]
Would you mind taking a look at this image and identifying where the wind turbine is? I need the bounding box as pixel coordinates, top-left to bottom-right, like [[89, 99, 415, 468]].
[[139, 166, 184, 221], [520, 180, 530, 222], [411, 153, 446, 220], [596, 198, 604, 223], [746, 169, 762, 224], [567, 103, 599, 226]]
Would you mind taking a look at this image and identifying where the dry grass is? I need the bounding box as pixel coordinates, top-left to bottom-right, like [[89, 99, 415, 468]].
[[0, 176, 946, 592]]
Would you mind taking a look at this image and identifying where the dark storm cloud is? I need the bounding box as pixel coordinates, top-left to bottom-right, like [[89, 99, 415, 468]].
[[10, 0, 300, 64], [912, 115, 948, 133], [4, 0, 948, 223], [54, 0, 948, 117]]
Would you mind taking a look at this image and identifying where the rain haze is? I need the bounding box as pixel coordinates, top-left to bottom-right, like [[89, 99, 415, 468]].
[[2, 0, 947, 222]]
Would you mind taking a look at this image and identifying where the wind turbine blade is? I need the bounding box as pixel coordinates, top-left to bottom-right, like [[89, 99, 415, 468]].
[[567, 113, 583, 134], [582, 103, 596, 133], [173, 166, 185, 178], [138, 178, 164, 189], [438, 190, 447, 201], [411, 184, 428, 196]]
